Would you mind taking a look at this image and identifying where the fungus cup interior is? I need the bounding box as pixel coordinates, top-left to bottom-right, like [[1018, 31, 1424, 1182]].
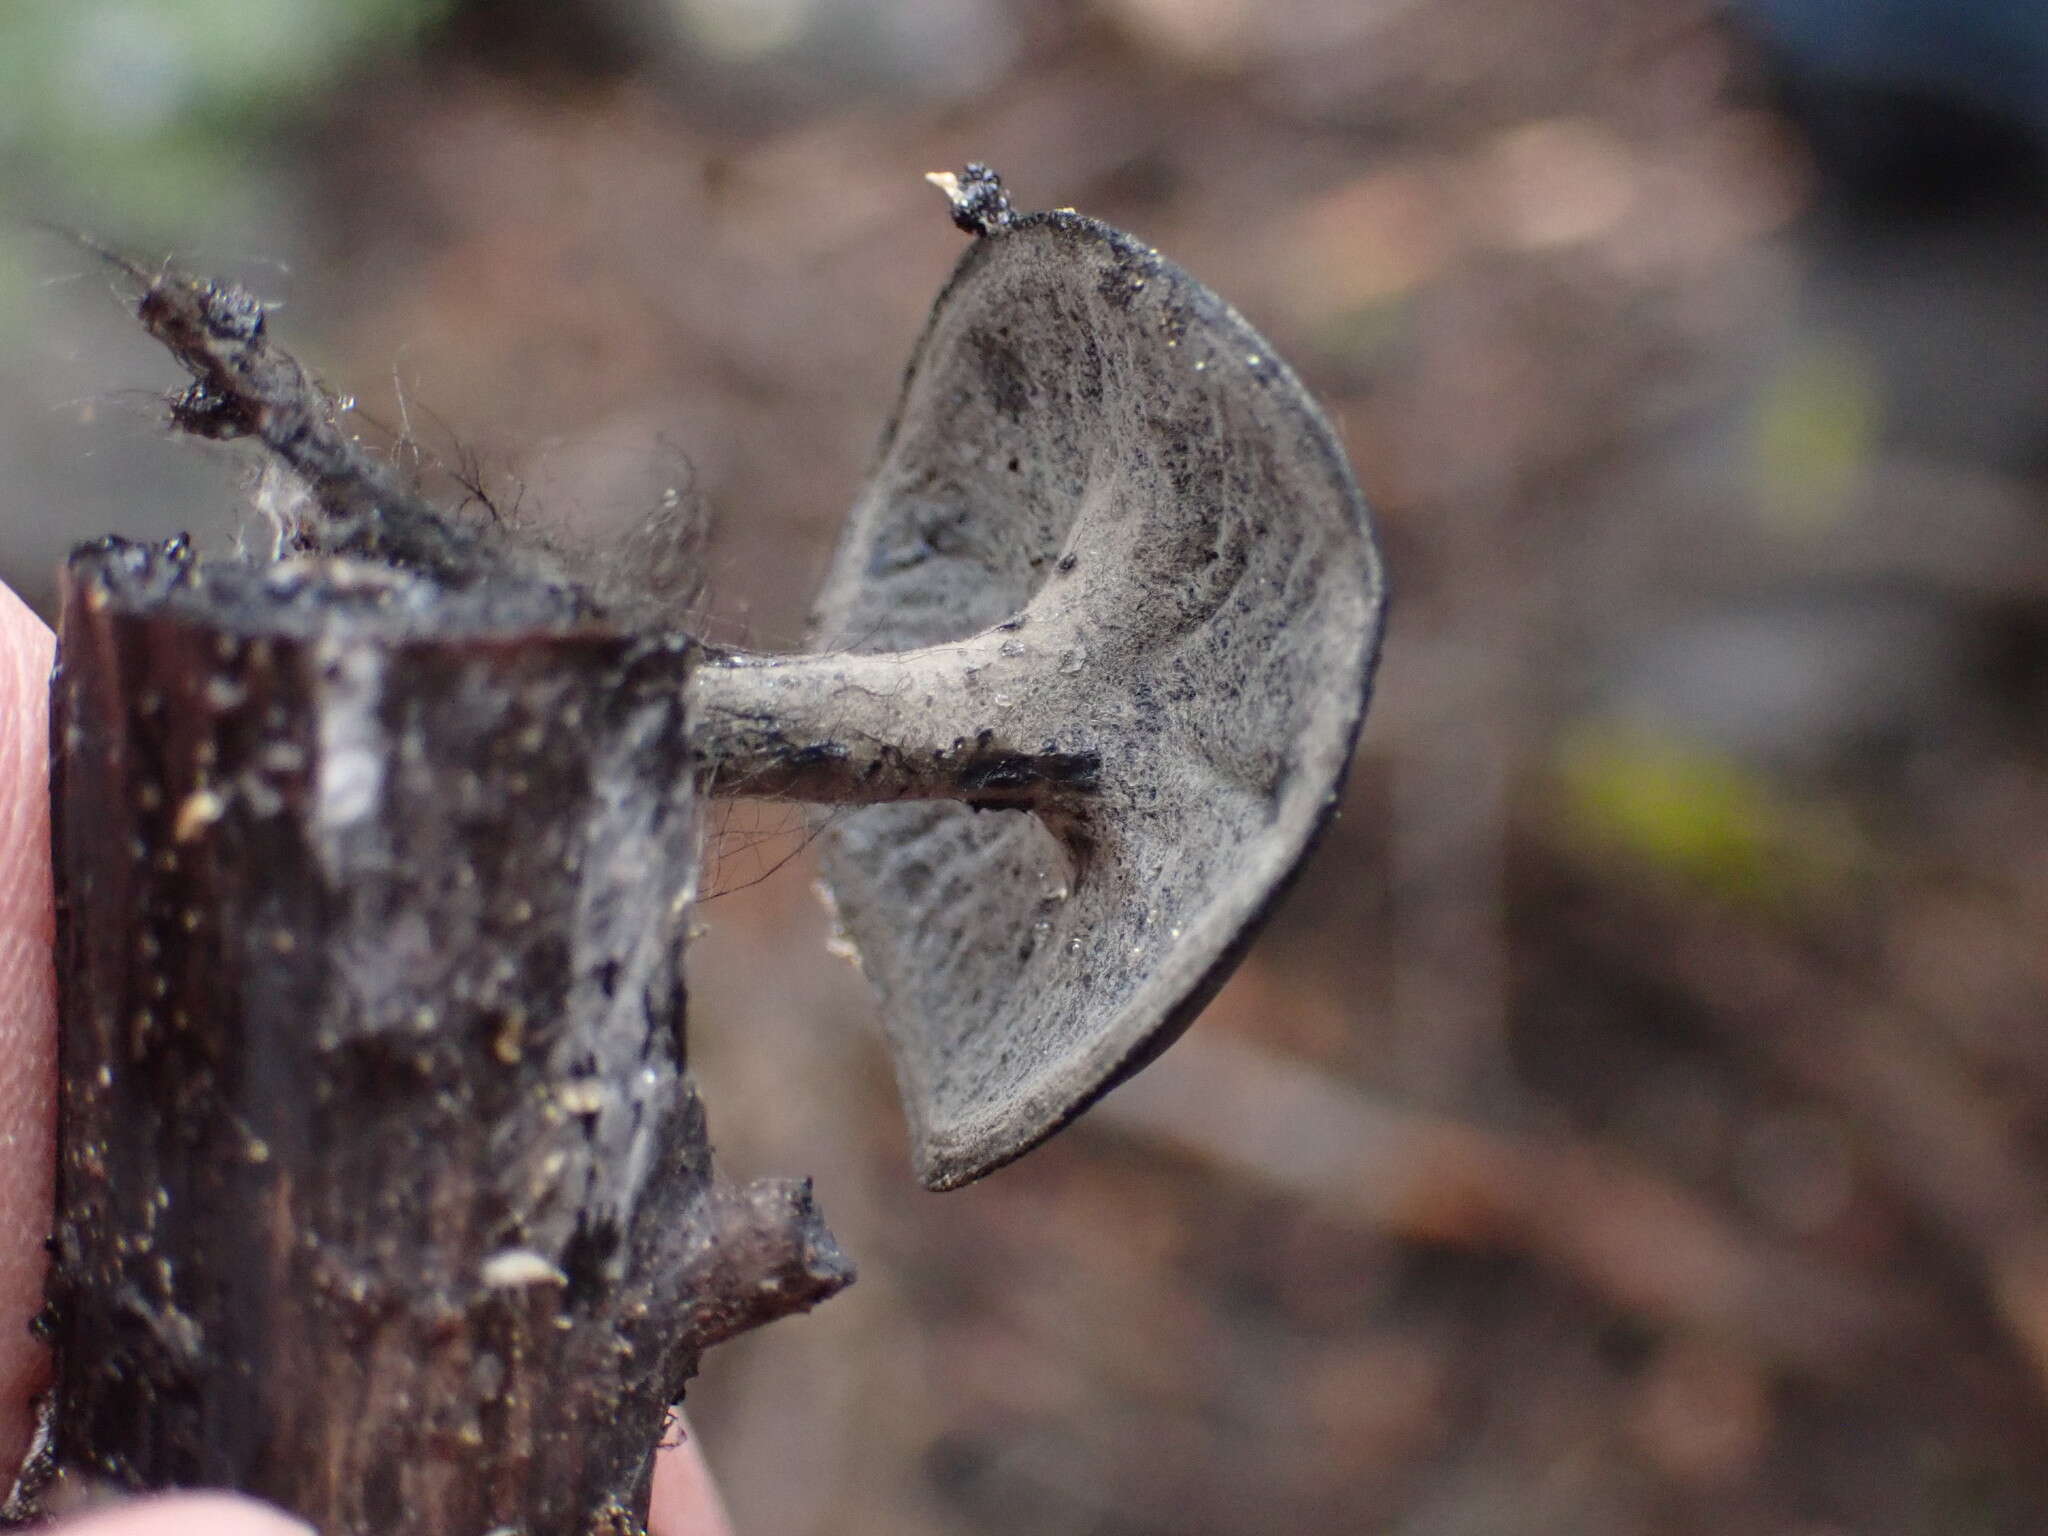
[[811, 209, 1387, 1189]]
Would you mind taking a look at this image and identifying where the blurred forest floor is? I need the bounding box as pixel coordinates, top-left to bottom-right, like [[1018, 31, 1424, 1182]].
[[9, 1, 2048, 1532]]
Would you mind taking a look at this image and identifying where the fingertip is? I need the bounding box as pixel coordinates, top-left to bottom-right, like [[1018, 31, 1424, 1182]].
[[0, 580, 55, 698], [0, 579, 56, 1463], [649, 1412, 736, 1536], [51, 1492, 314, 1536], [0, 573, 55, 949]]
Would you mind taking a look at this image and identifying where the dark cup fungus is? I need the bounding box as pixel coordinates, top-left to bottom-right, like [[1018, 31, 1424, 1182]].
[[694, 167, 1387, 1188]]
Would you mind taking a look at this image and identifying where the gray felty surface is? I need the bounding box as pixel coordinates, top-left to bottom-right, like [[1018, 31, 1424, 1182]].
[[811, 210, 1387, 1188]]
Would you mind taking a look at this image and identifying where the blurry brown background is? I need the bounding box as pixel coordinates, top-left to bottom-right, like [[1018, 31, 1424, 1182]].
[[9, 1, 2048, 1531]]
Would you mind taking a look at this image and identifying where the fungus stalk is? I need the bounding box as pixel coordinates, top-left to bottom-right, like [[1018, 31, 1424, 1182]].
[[689, 638, 1100, 811]]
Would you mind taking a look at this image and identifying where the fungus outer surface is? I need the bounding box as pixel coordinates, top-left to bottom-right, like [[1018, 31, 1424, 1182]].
[[812, 208, 1387, 1189]]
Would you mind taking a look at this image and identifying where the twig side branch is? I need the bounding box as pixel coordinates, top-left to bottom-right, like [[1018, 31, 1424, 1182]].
[[58, 233, 578, 602]]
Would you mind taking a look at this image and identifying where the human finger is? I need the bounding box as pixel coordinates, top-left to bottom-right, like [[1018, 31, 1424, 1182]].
[[0, 579, 56, 1466], [648, 1412, 735, 1536], [49, 1492, 312, 1536]]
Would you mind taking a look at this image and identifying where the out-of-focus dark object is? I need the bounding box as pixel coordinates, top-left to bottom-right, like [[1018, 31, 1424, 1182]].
[[438, 0, 1024, 120], [1729, 0, 2048, 209]]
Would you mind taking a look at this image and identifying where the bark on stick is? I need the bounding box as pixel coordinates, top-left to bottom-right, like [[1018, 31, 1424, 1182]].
[[42, 539, 849, 1535]]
